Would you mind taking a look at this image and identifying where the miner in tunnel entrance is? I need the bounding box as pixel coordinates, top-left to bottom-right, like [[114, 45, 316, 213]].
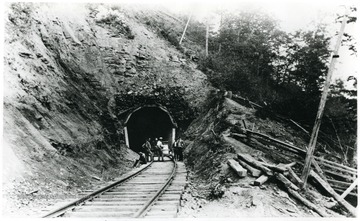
[[124, 106, 177, 155]]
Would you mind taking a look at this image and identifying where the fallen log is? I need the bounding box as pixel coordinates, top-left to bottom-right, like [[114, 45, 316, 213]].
[[327, 179, 353, 188], [237, 153, 273, 176], [227, 159, 247, 178], [323, 169, 357, 182], [275, 173, 329, 217], [316, 160, 357, 176], [236, 158, 262, 177], [314, 157, 357, 174], [309, 170, 357, 217], [254, 175, 269, 186], [340, 178, 358, 200], [246, 130, 355, 179], [275, 173, 299, 191], [259, 162, 288, 173], [246, 130, 306, 154], [333, 188, 357, 198], [287, 167, 303, 187], [287, 186, 329, 217]]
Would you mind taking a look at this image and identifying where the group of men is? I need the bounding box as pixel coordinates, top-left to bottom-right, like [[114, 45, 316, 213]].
[[138, 137, 184, 164]]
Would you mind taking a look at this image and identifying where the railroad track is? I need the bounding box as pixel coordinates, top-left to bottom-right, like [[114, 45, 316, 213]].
[[42, 159, 187, 218]]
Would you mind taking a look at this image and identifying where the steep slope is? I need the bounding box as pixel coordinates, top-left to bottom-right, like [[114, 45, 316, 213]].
[[3, 3, 212, 216], [180, 95, 348, 217]]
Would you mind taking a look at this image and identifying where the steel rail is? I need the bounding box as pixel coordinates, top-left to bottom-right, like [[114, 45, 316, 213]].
[[133, 159, 177, 218], [42, 161, 154, 218]]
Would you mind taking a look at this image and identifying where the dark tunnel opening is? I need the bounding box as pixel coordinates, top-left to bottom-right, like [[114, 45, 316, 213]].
[[125, 106, 176, 153]]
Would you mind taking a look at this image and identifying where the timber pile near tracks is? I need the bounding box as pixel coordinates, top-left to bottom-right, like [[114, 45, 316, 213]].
[[237, 129, 358, 199], [225, 96, 357, 202], [42, 160, 187, 218]]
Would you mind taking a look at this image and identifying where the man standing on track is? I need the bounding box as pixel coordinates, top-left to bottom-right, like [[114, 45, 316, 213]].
[[174, 138, 184, 161], [142, 138, 153, 162], [156, 137, 164, 162]]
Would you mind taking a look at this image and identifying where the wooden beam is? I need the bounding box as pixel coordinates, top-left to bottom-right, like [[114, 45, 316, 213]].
[[259, 162, 288, 173], [275, 174, 329, 217], [275, 172, 299, 191], [334, 188, 357, 198], [247, 130, 306, 154], [245, 129, 357, 177], [254, 175, 269, 186], [319, 162, 357, 177], [315, 157, 357, 174], [236, 158, 262, 177], [327, 179, 353, 188], [301, 8, 348, 187], [227, 159, 247, 177], [237, 153, 273, 176], [309, 170, 356, 216], [287, 167, 304, 187]]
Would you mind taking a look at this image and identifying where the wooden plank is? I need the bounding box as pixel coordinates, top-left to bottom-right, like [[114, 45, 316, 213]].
[[275, 173, 299, 191], [246, 130, 306, 154], [237, 153, 273, 176], [329, 182, 357, 192], [227, 159, 247, 178], [327, 179, 353, 188], [311, 159, 328, 182], [333, 188, 357, 198], [309, 170, 356, 217], [259, 162, 288, 173], [287, 167, 304, 187], [246, 130, 357, 177], [254, 175, 269, 186], [315, 158, 357, 174], [323, 168, 357, 182], [319, 163, 357, 176], [340, 179, 358, 199], [236, 158, 262, 177]]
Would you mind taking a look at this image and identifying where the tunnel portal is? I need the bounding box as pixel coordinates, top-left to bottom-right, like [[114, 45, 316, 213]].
[[124, 106, 176, 153]]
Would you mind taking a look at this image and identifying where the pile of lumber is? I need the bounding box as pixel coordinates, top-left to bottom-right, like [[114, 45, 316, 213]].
[[227, 153, 357, 217], [230, 129, 358, 200]]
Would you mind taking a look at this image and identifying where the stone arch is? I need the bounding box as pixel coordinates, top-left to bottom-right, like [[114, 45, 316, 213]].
[[124, 105, 177, 152]]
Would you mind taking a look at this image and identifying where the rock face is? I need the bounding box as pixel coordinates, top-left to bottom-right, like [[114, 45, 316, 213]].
[[3, 3, 211, 215]]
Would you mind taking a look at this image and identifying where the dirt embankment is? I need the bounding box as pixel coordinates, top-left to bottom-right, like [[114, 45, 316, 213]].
[[3, 3, 211, 217], [180, 96, 345, 217]]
